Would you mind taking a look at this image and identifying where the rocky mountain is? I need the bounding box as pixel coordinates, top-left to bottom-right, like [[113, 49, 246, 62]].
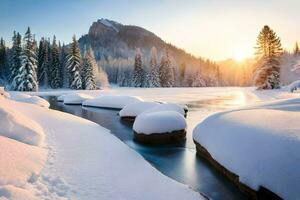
[[78, 19, 219, 85]]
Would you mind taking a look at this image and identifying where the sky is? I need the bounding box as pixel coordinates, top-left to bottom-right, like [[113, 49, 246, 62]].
[[1, 0, 300, 61]]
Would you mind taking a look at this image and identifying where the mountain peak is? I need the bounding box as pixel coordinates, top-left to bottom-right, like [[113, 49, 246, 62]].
[[97, 18, 121, 32]]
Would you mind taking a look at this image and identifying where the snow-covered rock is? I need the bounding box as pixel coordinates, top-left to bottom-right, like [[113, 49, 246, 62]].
[[119, 101, 160, 119], [83, 95, 143, 109], [134, 111, 187, 134], [145, 103, 186, 116], [288, 79, 300, 92], [0, 100, 45, 146], [63, 93, 93, 105], [193, 97, 300, 200], [133, 111, 187, 144], [57, 94, 66, 102]]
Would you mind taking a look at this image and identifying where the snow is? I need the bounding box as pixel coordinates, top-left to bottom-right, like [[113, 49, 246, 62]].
[[83, 95, 144, 109], [133, 111, 187, 134], [16, 96, 50, 108], [0, 98, 47, 200], [57, 94, 66, 102], [119, 101, 160, 118], [63, 93, 93, 105], [0, 100, 45, 146], [0, 91, 202, 199], [99, 18, 119, 32], [0, 87, 10, 99], [145, 102, 186, 116], [287, 79, 300, 92], [9, 92, 50, 108], [193, 97, 300, 200]]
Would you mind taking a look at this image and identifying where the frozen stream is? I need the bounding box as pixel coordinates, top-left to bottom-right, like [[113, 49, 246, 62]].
[[44, 87, 254, 200]]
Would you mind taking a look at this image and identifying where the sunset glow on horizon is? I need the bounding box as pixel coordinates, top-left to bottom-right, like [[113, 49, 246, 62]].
[[1, 0, 299, 61]]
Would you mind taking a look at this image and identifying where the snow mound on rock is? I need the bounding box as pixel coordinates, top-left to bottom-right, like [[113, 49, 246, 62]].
[[57, 94, 66, 102], [0, 101, 45, 146], [193, 97, 300, 200], [63, 93, 93, 105], [83, 95, 143, 109], [133, 111, 187, 134], [119, 101, 160, 117], [145, 103, 185, 116]]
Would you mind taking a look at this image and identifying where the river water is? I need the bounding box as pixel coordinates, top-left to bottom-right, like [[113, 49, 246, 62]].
[[44, 88, 251, 200]]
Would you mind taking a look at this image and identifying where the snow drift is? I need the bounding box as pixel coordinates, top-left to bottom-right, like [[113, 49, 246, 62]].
[[0, 100, 45, 146], [83, 95, 143, 109], [63, 93, 93, 105], [193, 97, 300, 200]]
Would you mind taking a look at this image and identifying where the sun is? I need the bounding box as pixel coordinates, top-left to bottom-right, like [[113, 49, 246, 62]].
[[234, 50, 248, 62]]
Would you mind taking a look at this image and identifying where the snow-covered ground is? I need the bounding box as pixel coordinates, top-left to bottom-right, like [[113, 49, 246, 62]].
[[0, 91, 203, 199], [2, 87, 300, 199], [193, 93, 300, 199]]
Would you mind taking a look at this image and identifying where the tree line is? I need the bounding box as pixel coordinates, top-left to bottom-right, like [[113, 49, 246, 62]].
[[0, 27, 107, 91]]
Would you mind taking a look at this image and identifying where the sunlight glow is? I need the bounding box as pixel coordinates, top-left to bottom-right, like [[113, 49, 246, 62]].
[[234, 50, 248, 62]]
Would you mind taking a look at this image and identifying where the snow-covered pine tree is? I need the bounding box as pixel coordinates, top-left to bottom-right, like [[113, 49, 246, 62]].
[[50, 36, 61, 88], [159, 49, 174, 87], [15, 27, 38, 91], [38, 38, 50, 87], [293, 42, 299, 55], [192, 70, 206, 87], [60, 44, 68, 88], [9, 32, 22, 90], [0, 38, 8, 81], [66, 35, 82, 90], [148, 47, 160, 87], [132, 48, 144, 87], [254, 25, 283, 89], [82, 47, 96, 90]]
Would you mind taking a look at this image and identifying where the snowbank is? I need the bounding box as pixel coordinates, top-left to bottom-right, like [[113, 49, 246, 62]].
[[83, 95, 143, 109], [57, 94, 66, 102], [119, 101, 160, 118], [0, 87, 10, 99], [133, 111, 187, 135], [193, 97, 300, 200], [9, 93, 50, 108], [13, 95, 201, 200], [16, 96, 50, 108], [145, 103, 186, 116], [63, 93, 93, 105], [0, 100, 45, 146], [0, 98, 47, 199]]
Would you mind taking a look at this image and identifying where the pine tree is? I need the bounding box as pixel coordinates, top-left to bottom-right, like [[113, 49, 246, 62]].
[[14, 27, 38, 91], [60, 44, 68, 88], [38, 38, 50, 87], [159, 49, 174, 87], [132, 48, 144, 87], [148, 47, 160, 87], [10, 32, 22, 90], [82, 47, 96, 90], [293, 42, 299, 55], [50, 36, 61, 88], [0, 38, 7, 81], [66, 35, 82, 90], [254, 25, 282, 89]]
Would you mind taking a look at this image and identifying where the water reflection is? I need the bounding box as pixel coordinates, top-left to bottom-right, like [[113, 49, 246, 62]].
[[45, 95, 247, 200]]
